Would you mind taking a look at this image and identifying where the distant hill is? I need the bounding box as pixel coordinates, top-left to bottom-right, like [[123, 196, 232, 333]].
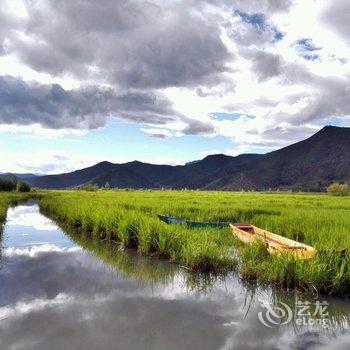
[[205, 126, 350, 191], [0, 173, 41, 181], [28, 161, 117, 189], [24, 126, 350, 191]]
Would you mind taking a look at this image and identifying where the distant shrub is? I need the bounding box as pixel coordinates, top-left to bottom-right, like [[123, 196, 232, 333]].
[[17, 181, 31, 192], [79, 183, 99, 191], [327, 183, 349, 196], [0, 178, 16, 191]]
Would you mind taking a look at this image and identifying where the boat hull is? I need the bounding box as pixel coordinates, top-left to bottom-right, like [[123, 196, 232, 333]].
[[230, 224, 316, 259], [157, 215, 228, 229]]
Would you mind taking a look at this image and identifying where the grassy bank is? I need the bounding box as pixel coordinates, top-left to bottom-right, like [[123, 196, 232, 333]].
[[36, 190, 350, 295], [39, 191, 236, 272]]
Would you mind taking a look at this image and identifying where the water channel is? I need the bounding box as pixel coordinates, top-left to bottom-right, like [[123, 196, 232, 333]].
[[0, 203, 349, 349]]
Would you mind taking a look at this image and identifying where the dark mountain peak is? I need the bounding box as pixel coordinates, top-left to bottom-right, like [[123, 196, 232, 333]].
[[268, 125, 350, 158], [203, 153, 232, 161], [301, 125, 350, 147], [320, 125, 348, 131], [25, 126, 350, 191], [317, 125, 350, 135], [200, 154, 234, 167], [200, 153, 262, 167], [95, 161, 115, 167], [321, 125, 338, 130], [126, 160, 144, 166], [324, 125, 337, 129], [85, 161, 117, 173]]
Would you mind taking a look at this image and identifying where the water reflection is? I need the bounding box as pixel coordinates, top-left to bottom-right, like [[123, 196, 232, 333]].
[[3, 204, 73, 249], [6, 203, 58, 231], [0, 203, 349, 350]]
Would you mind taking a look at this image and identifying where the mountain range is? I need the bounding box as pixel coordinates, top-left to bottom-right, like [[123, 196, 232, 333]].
[[0, 173, 42, 181], [6, 126, 350, 191]]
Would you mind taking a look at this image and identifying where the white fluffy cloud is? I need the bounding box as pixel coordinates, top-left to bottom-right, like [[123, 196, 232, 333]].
[[0, 0, 350, 157]]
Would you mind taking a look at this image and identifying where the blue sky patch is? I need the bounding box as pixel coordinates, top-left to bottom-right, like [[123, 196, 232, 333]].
[[272, 30, 284, 42], [235, 10, 266, 30], [211, 113, 255, 121], [235, 10, 283, 43], [294, 38, 322, 61]]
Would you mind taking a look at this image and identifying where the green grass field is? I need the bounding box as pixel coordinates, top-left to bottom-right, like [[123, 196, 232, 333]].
[[1, 190, 350, 295], [40, 190, 350, 248]]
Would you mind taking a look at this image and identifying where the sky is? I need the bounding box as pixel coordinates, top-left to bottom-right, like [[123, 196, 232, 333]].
[[1, 0, 350, 174]]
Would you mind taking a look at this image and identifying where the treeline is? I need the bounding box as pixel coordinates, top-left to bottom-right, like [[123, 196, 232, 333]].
[[327, 183, 349, 196], [77, 182, 110, 191], [0, 177, 31, 192]]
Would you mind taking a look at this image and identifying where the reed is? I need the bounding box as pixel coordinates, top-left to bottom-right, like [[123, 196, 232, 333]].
[[2, 189, 349, 294], [38, 191, 237, 273]]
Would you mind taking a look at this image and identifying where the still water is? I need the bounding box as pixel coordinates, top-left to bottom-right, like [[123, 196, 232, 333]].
[[0, 203, 349, 350]]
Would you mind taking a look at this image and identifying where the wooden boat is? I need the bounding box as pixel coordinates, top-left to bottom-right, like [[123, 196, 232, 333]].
[[157, 215, 229, 229], [230, 224, 316, 259]]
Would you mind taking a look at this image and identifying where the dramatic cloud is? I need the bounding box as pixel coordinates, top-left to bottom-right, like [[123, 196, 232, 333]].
[[241, 49, 284, 82], [1, 0, 350, 166], [0, 75, 179, 129], [273, 74, 350, 125], [322, 1, 350, 45], [7, 0, 233, 90], [0, 3, 20, 55]]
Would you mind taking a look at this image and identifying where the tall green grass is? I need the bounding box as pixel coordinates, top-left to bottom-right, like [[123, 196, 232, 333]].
[[39, 191, 236, 272], [39, 190, 350, 248], [4, 189, 349, 295]]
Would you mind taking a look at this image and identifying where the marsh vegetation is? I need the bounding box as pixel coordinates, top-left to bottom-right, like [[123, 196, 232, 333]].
[[1, 190, 349, 295], [1, 203, 349, 349], [32, 190, 350, 295]]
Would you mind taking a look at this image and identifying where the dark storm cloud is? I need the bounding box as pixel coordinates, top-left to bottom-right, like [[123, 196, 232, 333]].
[[0, 0, 297, 135], [181, 118, 215, 136], [290, 77, 350, 124], [241, 49, 284, 81], [8, 0, 232, 90], [0, 76, 178, 129], [0, 75, 215, 135], [0, 3, 20, 56], [1, 0, 293, 92], [268, 69, 350, 125], [322, 1, 350, 45]]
